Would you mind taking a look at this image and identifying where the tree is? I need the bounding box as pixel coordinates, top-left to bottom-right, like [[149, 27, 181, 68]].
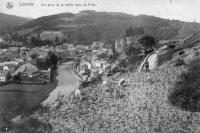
[[13, 73, 21, 83], [31, 36, 43, 46], [125, 46, 142, 57], [30, 53, 39, 60], [55, 36, 60, 45], [49, 53, 58, 66], [125, 27, 145, 37], [138, 35, 156, 52], [133, 27, 145, 35], [125, 27, 134, 37]]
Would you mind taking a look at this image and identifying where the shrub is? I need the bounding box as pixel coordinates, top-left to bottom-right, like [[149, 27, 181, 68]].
[[169, 58, 200, 111], [138, 35, 156, 50], [173, 58, 185, 66]]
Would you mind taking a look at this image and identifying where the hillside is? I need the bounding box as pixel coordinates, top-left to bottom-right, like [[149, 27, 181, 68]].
[[26, 39, 200, 132], [25, 57, 200, 132], [0, 13, 32, 35], [16, 11, 200, 44], [3, 18, 200, 132], [3, 38, 200, 132]]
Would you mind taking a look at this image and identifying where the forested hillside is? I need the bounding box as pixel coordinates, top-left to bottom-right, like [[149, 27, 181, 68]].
[[14, 11, 200, 43]]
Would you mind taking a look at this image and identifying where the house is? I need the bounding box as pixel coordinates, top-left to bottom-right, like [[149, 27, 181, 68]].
[[69, 48, 76, 57], [8, 47, 20, 52], [62, 43, 69, 50], [0, 71, 10, 83], [75, 45, 86, 53], [104, 43, 114, 49], [0, 61, 21, 74], [126, 36, 134, 47], [92, 42, 105, 50], [55, 46, 64, 52], [90, 69, 99, 77], [3, 66, 9, 71], [15, 63, 39, 78], [10, 41, 23, 47], [0, 37, 4, 43], [68, 44, 74, 50], [37, 55, 47, 64], [79, 60, 91, 75], [104, 63, 111, 73], [92, 59, 107, 69], [107, 48, 114, 56], [111, 63, 118, 71], [92, 49, 108, 59], [40, 31, 64, 42]]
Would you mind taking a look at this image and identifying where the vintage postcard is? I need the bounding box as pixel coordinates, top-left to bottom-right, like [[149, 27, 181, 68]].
[[0, 0, 200, 132]]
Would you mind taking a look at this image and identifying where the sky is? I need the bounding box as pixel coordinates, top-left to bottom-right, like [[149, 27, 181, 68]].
[[0, 0, 200, 22]]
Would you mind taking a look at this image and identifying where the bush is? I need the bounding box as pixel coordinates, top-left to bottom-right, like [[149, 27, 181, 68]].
[[169, 58, 200, 111], [138, 35, 156, 50], [173, 58, 185, 66]]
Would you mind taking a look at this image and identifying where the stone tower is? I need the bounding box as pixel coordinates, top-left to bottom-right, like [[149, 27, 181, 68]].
[[120, 37, 126, 51], [126, 36, 134, 47]]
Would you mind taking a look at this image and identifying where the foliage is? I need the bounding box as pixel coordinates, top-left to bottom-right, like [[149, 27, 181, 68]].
[[173, 58, 185, 66], [14, 13, 200, 45], [13, 73, 21, 83], [30, 36, 58, 47], [138, 35, 156, 50], [54, 36, 60, 45], [169, 58, 200, 111], [124, 46, 143, 71], [125, 46, 142, 57], [48, 52, 58, 66], [119, 59, 128, 68], [30, 36, 41, 46], [125, 27, 144, 37], [30, 53, 39, 60]]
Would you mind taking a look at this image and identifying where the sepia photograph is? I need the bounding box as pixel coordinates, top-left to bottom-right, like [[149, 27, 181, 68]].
[[1, 0, 200, 132]]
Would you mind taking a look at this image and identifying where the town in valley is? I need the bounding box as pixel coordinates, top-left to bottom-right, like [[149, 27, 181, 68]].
[[1, 9, 200, 133]]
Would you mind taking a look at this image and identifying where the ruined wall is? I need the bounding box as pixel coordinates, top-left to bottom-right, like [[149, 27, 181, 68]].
[[126, 36, 134, 47], [115, 38, 127, 53], [147, 53, 159, 70]]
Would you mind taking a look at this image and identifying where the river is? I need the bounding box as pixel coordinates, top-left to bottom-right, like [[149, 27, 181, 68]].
[[0, 61, 80, 120], [42, 61, 80, 106]]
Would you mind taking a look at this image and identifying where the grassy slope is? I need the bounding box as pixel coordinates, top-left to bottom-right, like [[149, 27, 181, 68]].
[[30, 62, 200, 133], [0, 13, 32, 34]]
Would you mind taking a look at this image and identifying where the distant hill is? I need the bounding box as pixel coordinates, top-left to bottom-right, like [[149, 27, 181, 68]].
[[0, 13, 32, 35], [16, 11, 200, 44]]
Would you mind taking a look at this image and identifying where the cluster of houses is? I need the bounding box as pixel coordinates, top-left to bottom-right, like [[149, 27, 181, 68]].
[[0, 46, 57, 84], [73, 35, 144, 83], [0, 29, 142, 84], [74, 41, 127, 83]]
